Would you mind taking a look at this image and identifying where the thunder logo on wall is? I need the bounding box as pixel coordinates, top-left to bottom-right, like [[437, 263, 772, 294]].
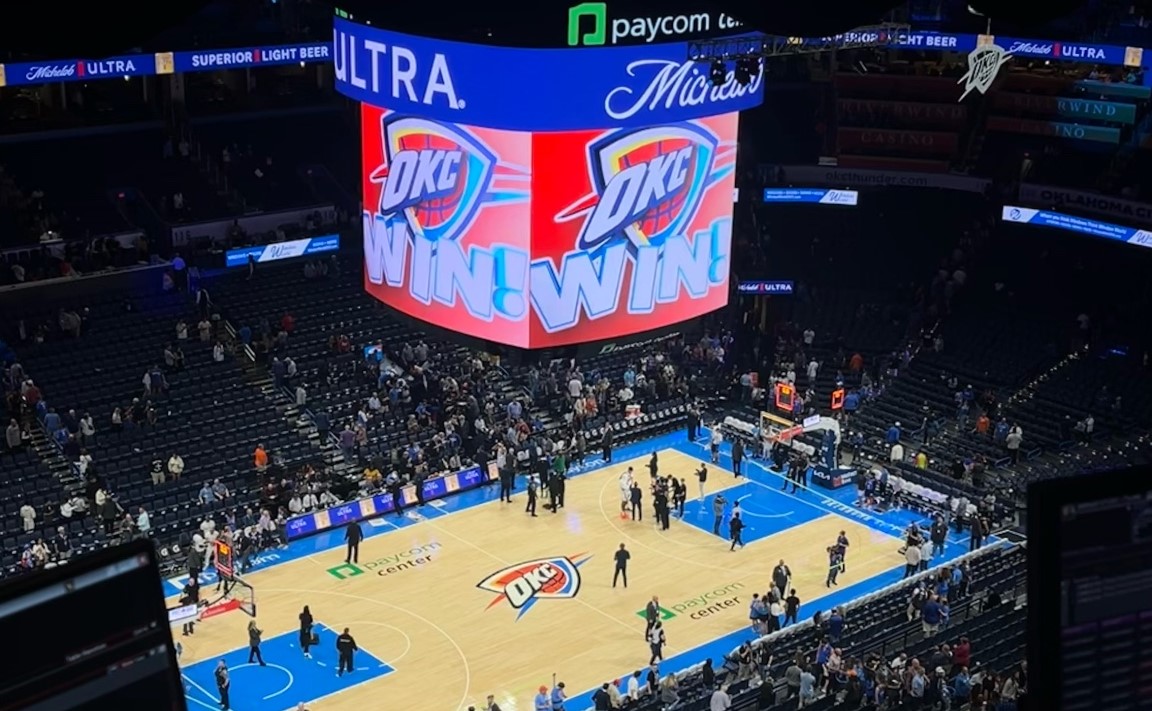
[[361, 104, 739, 348]]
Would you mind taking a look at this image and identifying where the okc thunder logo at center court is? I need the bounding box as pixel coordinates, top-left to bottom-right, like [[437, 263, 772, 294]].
[[555, 123, 735, 252], [477, 554, 591, 619], [368, 115, 529, 242]]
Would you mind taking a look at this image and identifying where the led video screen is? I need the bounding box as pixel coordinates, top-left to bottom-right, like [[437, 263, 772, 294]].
[[361, 104, 739, 348]]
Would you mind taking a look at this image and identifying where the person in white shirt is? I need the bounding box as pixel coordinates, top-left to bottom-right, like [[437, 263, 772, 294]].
[[295, 384, 307, 406], [890, 442, 905, 463], [807, 359, 819, 382], [319, 489, 338, 508], [919, 539, 933, 571], [288, 495, 304, 514], [619, 468, 634, 514], [20, 502, 36, 532], [803, 328, 815, 346], [626, 671, 642, 700], [709, 685, 732, 711], [302, 491, 320, 510], [168, 454, 185, 480], [198, 319, 212, 342], [137, 508, 151, 535], [175, 321, 188, 340], [79, 413, 96, 443], [77, 450, 93, 475], [710, 429, 723, 463], [568, 376, 583, 399], [213, 342, 225, 362]]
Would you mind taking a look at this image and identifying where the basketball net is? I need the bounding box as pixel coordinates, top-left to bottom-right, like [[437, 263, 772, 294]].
[[958, 43, 1011, 102]]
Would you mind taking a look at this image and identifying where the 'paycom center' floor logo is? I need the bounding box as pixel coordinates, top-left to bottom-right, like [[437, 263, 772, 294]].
[[477, 554, 591, 619], [555, 123, 734, 254]]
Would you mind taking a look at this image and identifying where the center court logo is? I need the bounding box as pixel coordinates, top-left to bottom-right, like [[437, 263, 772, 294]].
[[326, 543, 441, 579], [567, 2, 742, 46], [634, 583, 745, 621], [477, 554, 592, 619]]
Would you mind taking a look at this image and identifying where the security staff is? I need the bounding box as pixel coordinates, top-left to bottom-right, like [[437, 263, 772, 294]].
[[344, 521, 363, 565], [629, 482, 643, 521], [180, 578, 200, 636], [612, 543, 630, 588], [336, 627, 358, 676], [214, 659, 230, 710], [647, 452, 659, 479]]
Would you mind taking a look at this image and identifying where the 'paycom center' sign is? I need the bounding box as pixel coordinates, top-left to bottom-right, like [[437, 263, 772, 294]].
[[567, 2, 743, 46]]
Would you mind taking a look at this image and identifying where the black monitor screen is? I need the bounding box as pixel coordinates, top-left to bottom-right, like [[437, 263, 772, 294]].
[[0, 542, 185, 711], [1030, 467, 1152, 711]]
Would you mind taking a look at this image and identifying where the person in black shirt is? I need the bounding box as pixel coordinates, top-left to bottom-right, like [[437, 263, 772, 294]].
[[247, 620, 265, 666], [647, 452, 659, 479], [613, 543, 631, 588], [784, 589, 801, 627], [299, 605, 315, 659], [344, 521, 362, 564], [731, 438, 744, 477], [336, 627, 358, 676], [630, 482, 643, 521], [729, 515, 745, 551], [525, 478, 538, 517], [180, 579, 200, 636], [592, 683, 613, 710], [214, 660, 230, 710]]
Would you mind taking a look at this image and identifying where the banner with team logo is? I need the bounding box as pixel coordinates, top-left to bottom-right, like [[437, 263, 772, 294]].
[[360, 103, 738, 348], [838, 128, 959, 156], [1018, 184, 1152, 225], [332, 19, 763, 131]]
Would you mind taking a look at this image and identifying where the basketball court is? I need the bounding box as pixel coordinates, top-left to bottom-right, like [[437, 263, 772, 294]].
[[170, 432, 975, 710]]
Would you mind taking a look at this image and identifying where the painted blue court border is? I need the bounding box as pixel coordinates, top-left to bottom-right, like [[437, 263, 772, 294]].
[[181, 623, 392, 711], [168, 426, 999, 710]]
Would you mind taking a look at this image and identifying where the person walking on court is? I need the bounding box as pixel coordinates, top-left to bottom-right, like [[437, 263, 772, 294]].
[[835, 530, 849, 573], [299, 605, 315, 659], [344, 520, 362, 564], [731, 438, 744, 477], [214, 659, 230, 710], [772, 560, 792, 599], [644, 596, 660, 638], [729, 514, 745, 551], [247, 620, 266, 665], [629, 481, 643, 521], [647, 620, 666, 664], [825, 546, 843, 587], [180, 577, 200, 636], [647, 452, 658, 479], [526, 478, 538, 517], [712, 494, 727, 535], [613, 543, 631, 588], [696, 464, 708, 502], [336, 627, 358, 676]]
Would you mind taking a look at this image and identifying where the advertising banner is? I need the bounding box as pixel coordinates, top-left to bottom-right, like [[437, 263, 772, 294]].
[[994, 38, 1133, 66], [1001, 74, 1152, 100], [332, 19, 763, 131], [737, 281, 794, 295], [834, 156, 952, 173], [991, 93, 1136, 124], [284, 464, 491, 541], [1002, 205, 1152, 249], [762, 188, 858, 205], [776, 165, 989, 192], [986, 116, 1120, 143], [838, 128, 958, 155], [1018, 184, 1152, 225], [0, 43, 332, 87], [224, 234, 340, 268], [838, 98, 968, 128], [360, 104, 738, 349]]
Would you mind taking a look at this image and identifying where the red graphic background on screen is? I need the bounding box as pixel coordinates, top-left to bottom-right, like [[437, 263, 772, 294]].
[[360, 103, 534, 346], [530, 113, 738, 347], [360, 103, 737, 349]]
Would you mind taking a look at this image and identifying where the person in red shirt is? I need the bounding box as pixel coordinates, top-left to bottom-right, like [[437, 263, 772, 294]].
[[280, 313, 295, 333], [848, 353, 864, 372], [951, 636, 971, 676]]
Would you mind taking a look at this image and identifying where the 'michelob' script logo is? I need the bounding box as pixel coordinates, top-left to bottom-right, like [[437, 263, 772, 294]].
[[363, 114, 531, 321], [477, 554, 591, 619]]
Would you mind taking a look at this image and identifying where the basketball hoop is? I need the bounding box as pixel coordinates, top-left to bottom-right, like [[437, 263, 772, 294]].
[[958, 44, 1011, 101]]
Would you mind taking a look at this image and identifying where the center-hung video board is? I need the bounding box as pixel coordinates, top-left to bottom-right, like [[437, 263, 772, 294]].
[[334, 19, 764, 348]]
